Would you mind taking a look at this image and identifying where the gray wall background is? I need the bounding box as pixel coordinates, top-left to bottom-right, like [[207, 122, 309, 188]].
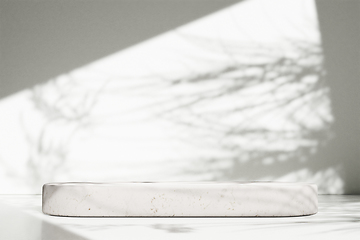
[[0, 0, 359, 193], [315, 0, 360, 193], [0, 0, 239, 98]]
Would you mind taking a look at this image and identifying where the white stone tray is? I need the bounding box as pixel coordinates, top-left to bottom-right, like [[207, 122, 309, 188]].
[[42, 182, 317, 217]]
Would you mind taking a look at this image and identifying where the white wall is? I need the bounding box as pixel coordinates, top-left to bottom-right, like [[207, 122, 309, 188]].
[[0, 0, 359, 194]]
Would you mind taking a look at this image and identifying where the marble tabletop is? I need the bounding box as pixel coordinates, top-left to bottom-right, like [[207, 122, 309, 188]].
[[0, 194, 359, 240]]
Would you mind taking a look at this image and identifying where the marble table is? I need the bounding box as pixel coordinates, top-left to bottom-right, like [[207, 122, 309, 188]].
[[1, 194, 359, 240]]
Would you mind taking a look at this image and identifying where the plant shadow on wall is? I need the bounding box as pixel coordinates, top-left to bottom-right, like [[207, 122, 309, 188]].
[[20, 78, 110, 188], [154, 35, 338, 193], [18, 1, 346, 193], [20, 36, 340, 193]]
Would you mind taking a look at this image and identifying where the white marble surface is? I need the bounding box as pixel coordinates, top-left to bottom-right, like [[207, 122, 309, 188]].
[[42, 182, 318, 217], [1, 194, 359, 240]]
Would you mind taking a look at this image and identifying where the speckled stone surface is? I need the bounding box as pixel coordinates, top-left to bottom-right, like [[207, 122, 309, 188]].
[[42, 182, 317, 217]]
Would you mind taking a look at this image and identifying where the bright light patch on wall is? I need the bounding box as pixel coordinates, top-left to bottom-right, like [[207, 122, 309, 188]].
[[0, 0, 341, 193]]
